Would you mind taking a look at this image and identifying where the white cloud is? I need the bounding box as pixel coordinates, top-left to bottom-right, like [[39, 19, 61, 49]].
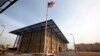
[[0, 14, 26, 28], [58, 0, 100, 45]]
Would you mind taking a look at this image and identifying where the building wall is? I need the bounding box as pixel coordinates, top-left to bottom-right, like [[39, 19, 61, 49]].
[[18, 30, 45, 53], [17, 30, 68, 53], [46, 31, 67, 53]]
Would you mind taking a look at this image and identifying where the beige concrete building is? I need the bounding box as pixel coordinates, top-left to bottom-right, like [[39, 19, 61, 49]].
[[10, 20, 69, 54]]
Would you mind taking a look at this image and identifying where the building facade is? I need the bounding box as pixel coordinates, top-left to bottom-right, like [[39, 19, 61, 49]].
[[10, 20, 69, 54]]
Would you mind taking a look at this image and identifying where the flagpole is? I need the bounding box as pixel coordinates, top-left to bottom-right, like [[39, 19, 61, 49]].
[[44, 0, 49, 55], [44, 1, 55, 55]]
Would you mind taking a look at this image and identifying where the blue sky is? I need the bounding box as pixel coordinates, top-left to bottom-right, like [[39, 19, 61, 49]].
[[0, 0, 100, 49]]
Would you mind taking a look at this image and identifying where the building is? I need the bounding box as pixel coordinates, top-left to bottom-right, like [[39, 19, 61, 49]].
[[10, 19, 69, 54]]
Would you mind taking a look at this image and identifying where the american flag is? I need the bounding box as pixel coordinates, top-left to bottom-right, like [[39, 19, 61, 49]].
[[48, 1, 55, 8]]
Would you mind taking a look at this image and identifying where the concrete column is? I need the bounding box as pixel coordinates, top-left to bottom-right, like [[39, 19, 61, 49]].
[[13, 35, 19, 48]]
